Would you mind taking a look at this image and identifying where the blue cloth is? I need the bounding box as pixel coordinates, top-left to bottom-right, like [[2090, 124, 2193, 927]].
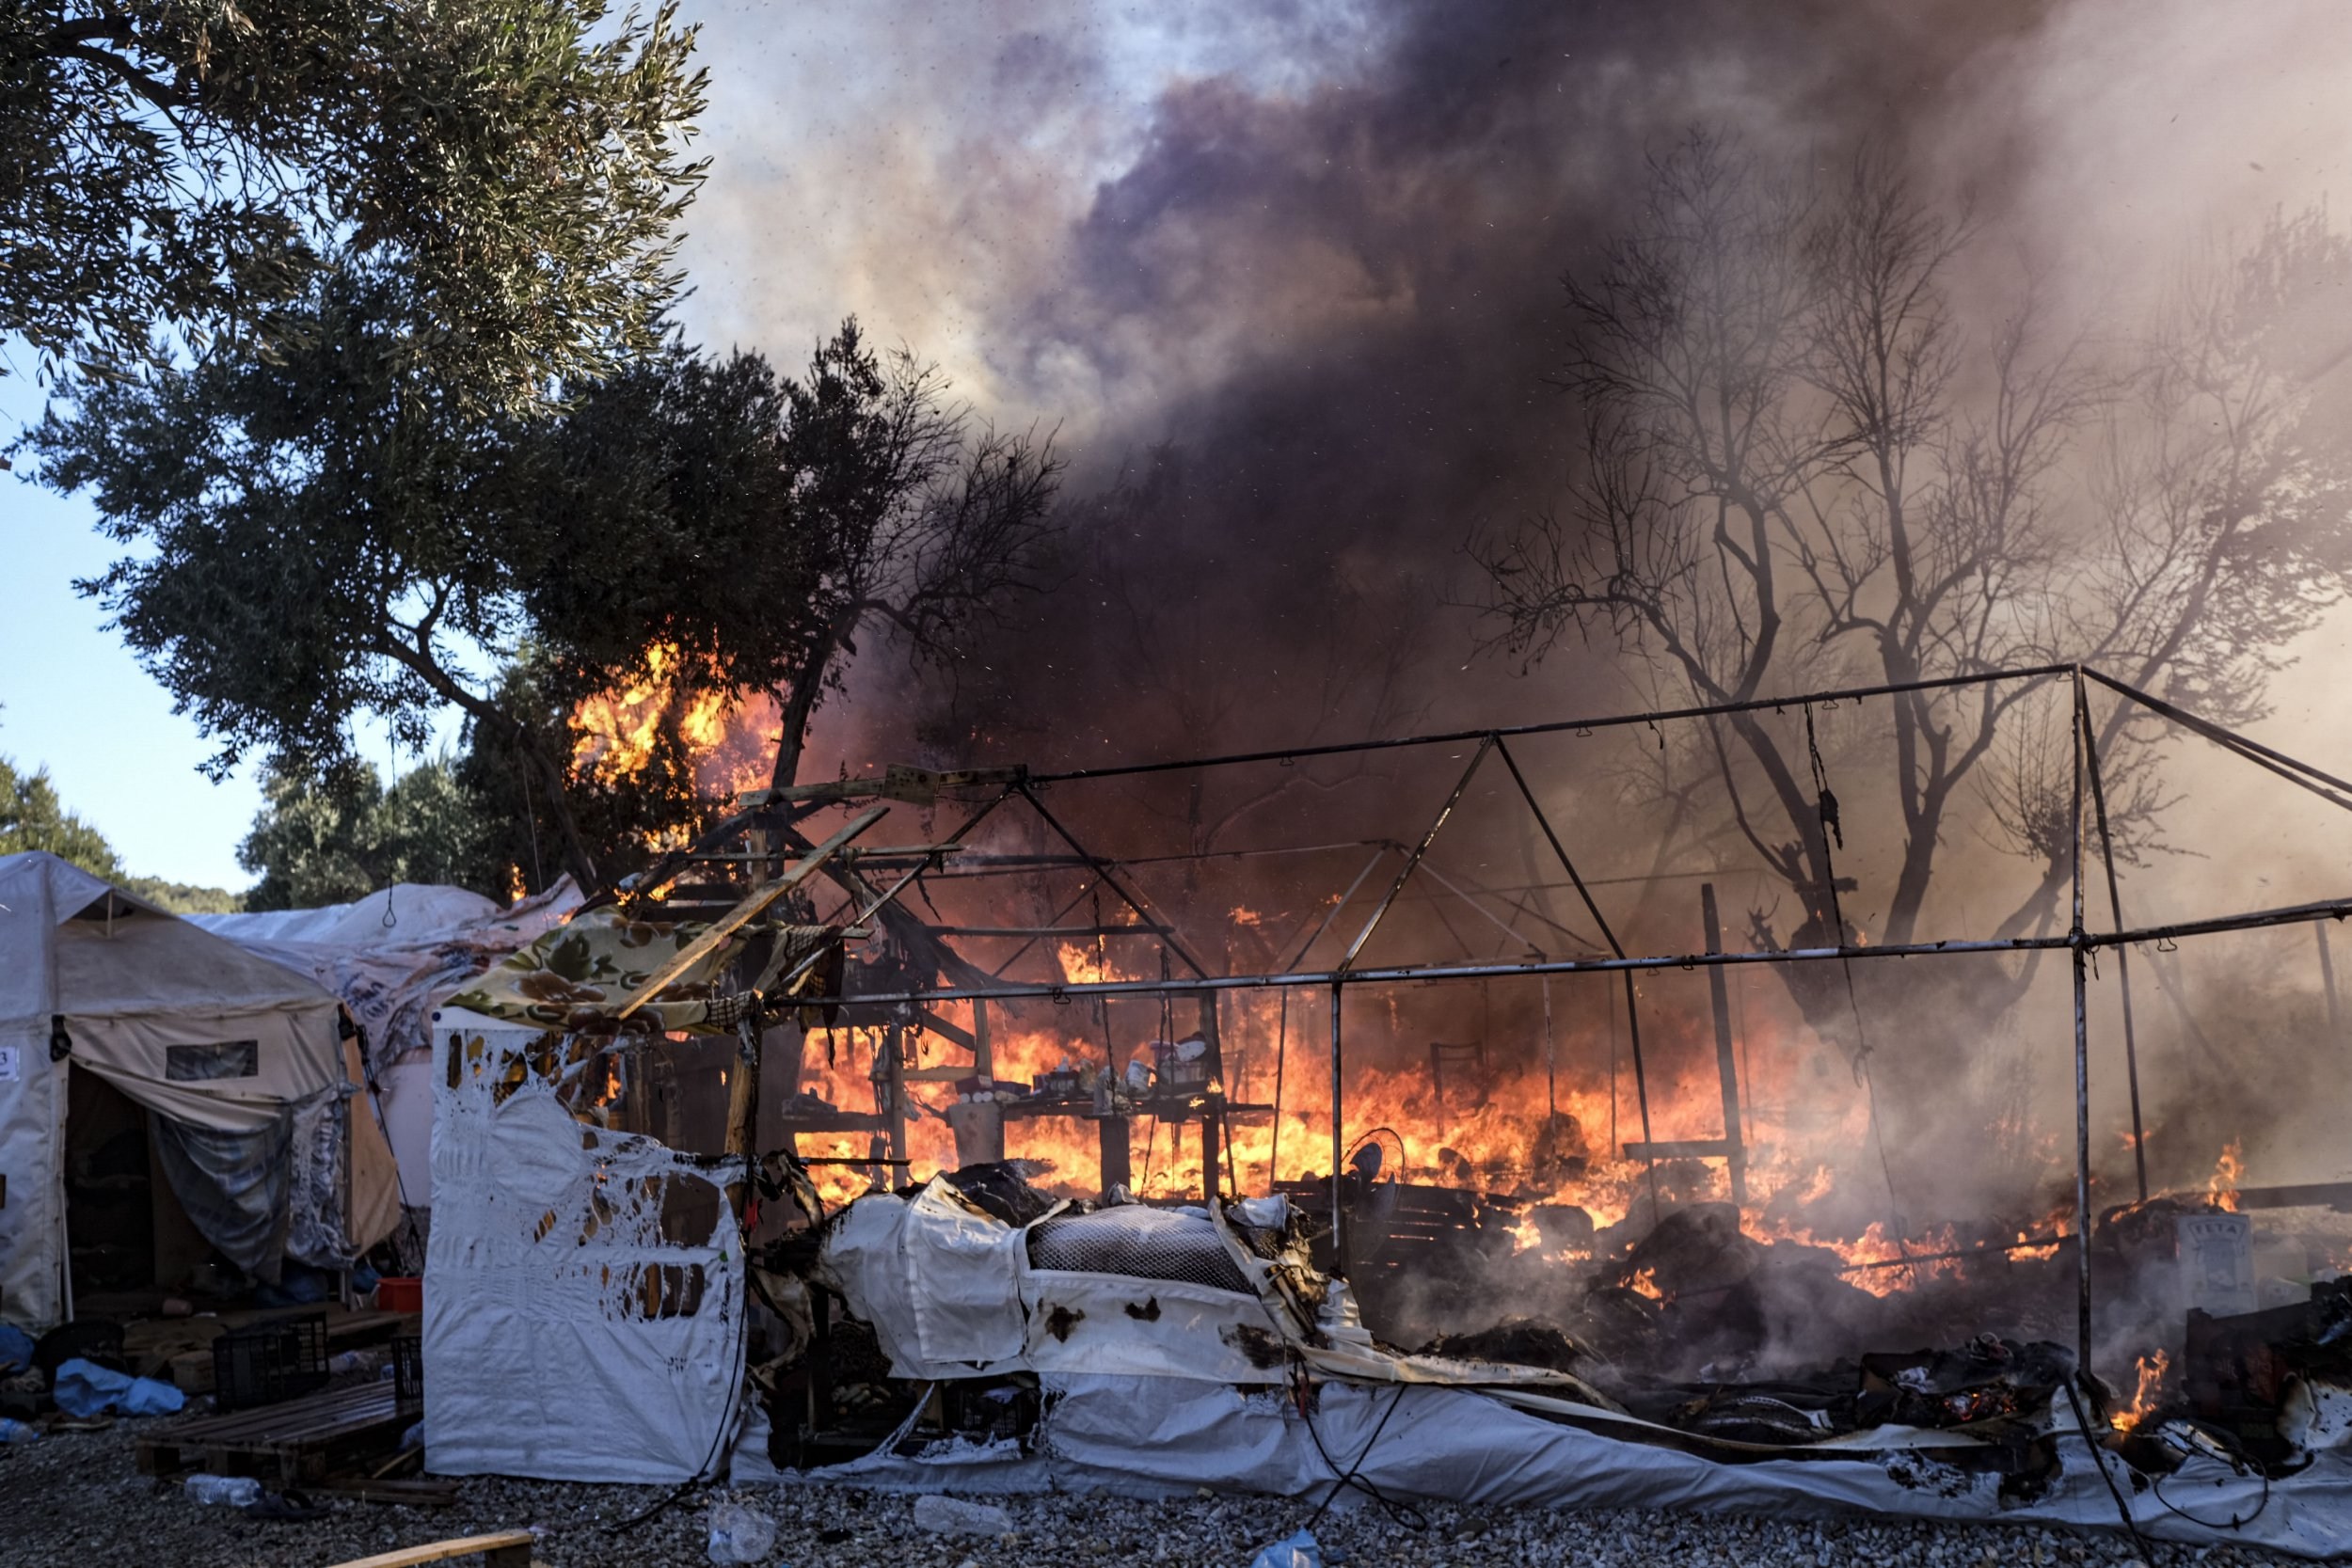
[[0, 1323, 32, 1377], [53, 1357, 186, 1418]]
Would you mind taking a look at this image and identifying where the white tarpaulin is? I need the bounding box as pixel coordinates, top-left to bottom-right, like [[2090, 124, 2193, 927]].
[[0, 852, 398, 1327], [423, 1011, 744, 1484], [194, 879, 581, 1080], [765, 1179, 2352, 1559]]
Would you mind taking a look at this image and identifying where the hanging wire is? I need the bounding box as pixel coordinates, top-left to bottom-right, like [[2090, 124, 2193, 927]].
[[1804, 702, 1915, 1285], [515, 748, 544, 892], [381, 719, 401, 928]]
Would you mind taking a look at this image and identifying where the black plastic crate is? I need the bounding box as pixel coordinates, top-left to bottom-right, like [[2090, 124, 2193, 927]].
[[391, 1332, 422, 1411], [211, 1312, 328, 1412]]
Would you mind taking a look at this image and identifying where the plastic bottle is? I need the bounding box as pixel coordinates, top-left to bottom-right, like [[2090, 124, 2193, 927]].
[[1248, 1529, 1325, 1568], [912, 1494, 1012, 1536], [706, 1498, 776, 1564], [0, 1418, 38, 1444], [183, 1474, 262, 1508]]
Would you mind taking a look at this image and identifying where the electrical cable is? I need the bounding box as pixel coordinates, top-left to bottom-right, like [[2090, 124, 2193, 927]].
[[1804, 703, 1917, 1288], [1297, 1375, 1424, 1532], [2058, 1375, 2161, 1559], [2152, 1461, 2271, 1532]]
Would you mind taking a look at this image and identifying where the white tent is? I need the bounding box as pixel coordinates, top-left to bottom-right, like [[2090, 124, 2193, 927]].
[[0, 852, 400, 1328], [192, 878, 580, 1211]]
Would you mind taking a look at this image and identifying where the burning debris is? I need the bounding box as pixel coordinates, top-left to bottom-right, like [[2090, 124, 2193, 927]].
[[400, 651, 2352, 1558]]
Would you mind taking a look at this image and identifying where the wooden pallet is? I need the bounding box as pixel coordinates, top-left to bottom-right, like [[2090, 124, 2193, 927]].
[[135, 1382, 414, 1486]]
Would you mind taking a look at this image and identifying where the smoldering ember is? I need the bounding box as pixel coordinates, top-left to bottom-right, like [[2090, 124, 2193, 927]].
[[11, 7, 2352, 1568]]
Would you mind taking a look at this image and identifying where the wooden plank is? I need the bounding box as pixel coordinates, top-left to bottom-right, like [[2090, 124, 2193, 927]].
[[326, 1530, 535, 1568], [612, 805, 886, 1021]]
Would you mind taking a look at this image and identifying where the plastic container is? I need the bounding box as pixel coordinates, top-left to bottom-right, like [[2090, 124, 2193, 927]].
[[211, 1313, 328, 1412], [391, 1333, 423, 1411], [2178, 1212, 2258, 1317], [184, 1474, 262, 1508], [375, 1275, 423, 1314]]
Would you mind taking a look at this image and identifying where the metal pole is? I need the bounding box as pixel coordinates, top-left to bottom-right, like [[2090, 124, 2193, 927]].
[[1271, 990, 1290, 1185], [1016, 782, 1215, 979], [2321, 924, 2343, 1041], [1328, 981, 1346, 1276], [1542, 976, 1556, 1118], [1032, 661, 2078, 786], [2075, 679, 2150, 1204], [1497, 737, 1661, 1222], [1701, 883, 1748, 1208], [2083, 667, 2352, 816], [1337, 738, 1495, 973], [804, 891, 2352, 1007], [2069, 668, 2094, 1373]]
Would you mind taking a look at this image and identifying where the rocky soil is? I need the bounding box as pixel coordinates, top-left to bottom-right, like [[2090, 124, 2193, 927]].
[[0, 1418, 2325, 1567]]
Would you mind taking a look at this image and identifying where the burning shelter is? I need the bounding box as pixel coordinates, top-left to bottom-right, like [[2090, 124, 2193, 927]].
[[410, 665, 2352, 1556], [0, 851, 402, 1328]]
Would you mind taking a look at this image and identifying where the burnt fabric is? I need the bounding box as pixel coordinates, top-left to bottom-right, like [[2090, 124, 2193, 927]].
[[447, 911, 839, 1036], [1026, 1207, 1256, 1295]]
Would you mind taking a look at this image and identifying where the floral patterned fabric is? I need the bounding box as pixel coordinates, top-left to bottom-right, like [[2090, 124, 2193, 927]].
[[446, 910, 838, 1035]]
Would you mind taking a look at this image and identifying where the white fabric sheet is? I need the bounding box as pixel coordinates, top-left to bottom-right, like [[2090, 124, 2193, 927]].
[[784, 1181, 2352, 1559], [423, 1015, 744, 1484]]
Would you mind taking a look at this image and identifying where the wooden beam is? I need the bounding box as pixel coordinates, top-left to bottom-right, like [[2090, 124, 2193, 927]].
[[326, 1531, 535, 1568], [612, 807, 886, 1022]]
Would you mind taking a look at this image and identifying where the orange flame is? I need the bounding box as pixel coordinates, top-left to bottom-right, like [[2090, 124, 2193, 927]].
[[2207, 1141, 2245, 1212], [2115, 1349, 2169, 1432]]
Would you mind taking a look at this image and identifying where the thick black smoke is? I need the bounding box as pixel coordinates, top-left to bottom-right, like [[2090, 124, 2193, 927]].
[[673, 0, 2352, 1229]]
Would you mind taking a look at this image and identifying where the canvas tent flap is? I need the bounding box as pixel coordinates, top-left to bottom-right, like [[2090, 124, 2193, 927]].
[[151, 1111, 292, 1279], [787, 1181, 2352, 1558], [193, 884, 500, 947], [752, 1371, 2352, 1559]]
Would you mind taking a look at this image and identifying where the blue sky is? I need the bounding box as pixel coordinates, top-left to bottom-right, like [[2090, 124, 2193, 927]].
[[1, 376, 268, 888]]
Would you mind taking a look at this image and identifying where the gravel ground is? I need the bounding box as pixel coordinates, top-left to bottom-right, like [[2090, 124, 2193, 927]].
[[0, 1418, 2328, 1567]]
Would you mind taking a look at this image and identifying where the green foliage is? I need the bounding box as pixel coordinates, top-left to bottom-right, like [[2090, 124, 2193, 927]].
[[0, 0, 707, 405], [0, 755, 240, 911], [239, 757, 501, 911], [0, 755, 122, 876], [27, 304, 1064, 891]]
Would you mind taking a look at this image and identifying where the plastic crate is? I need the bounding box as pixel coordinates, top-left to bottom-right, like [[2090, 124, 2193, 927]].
[[375, 1275, 422, 1314], [390, 1333, 423, 1411], [211, 1313, 328, 1412]]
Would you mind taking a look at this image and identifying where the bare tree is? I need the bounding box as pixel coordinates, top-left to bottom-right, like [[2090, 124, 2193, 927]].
[[1476, 132, 2352, 1043]]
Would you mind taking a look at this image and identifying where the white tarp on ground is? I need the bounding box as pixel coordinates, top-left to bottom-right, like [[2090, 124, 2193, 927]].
[[755, 1180, 2352, 1560], [0, 852, 399, 1327], [422, 1012, 743, 1484]]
